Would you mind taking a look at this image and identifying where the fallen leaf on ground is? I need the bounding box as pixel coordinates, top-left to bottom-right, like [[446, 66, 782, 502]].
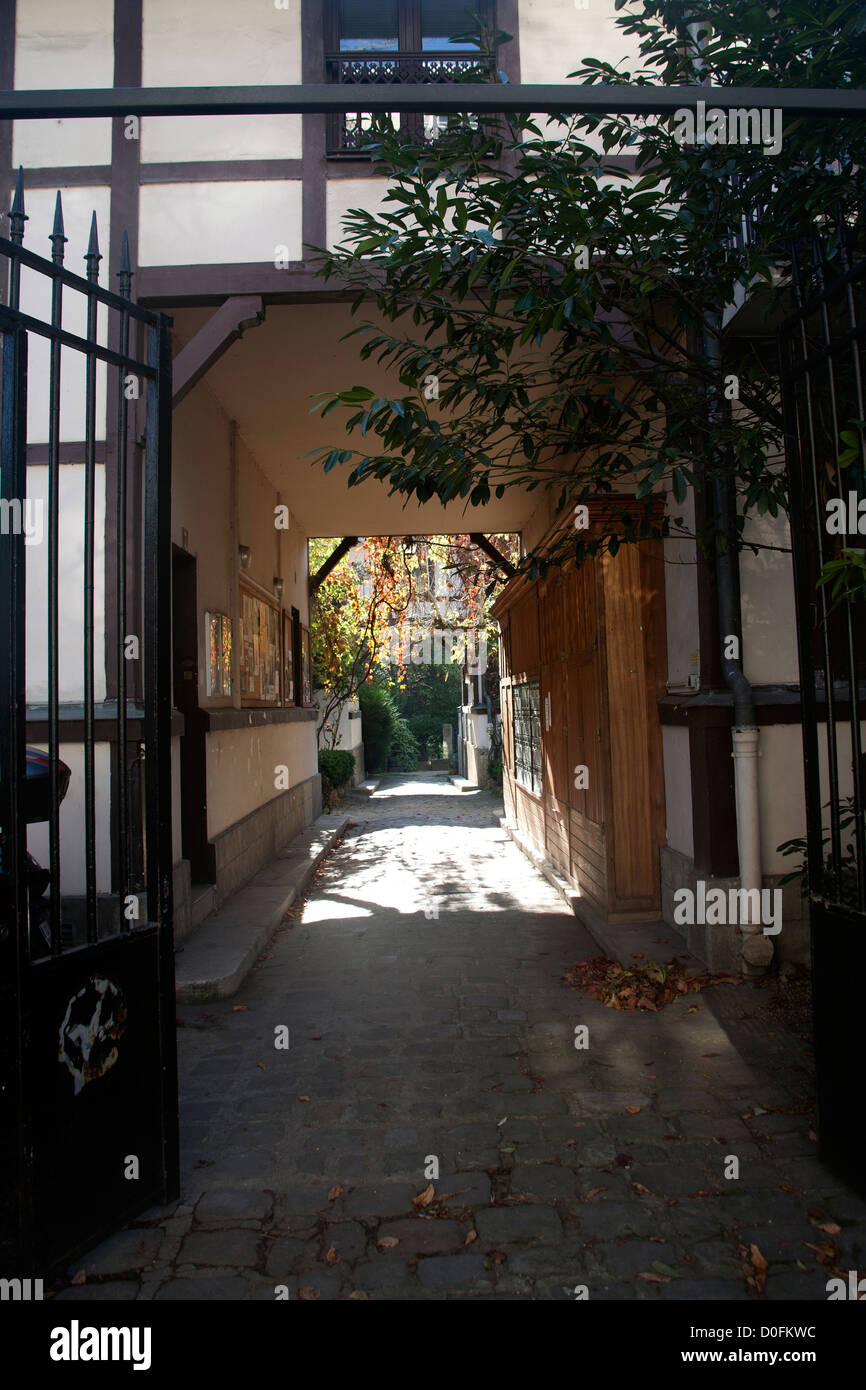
[[298, 1095, 310, 1102], [631, 1182, 652, 1196], [586, 1186, 607, 1199], [465, 1231, 477, 1245], [639, 1271, 670, 1284], [326, 1246, 339, 1265], [743, 1243, 769, 1296], [257, 1063, 266, 1071], [377, 1236, 399, 1248], [779, 1183, 799, 1194], [328, 1184, 343, 1201], [624, 1105, 641, 1115], [70, 1271, 86, 1286], [232, 1005, 247, 1012], [347, 1291, 369, 1299], [810, 1217, 841, 1235], [413, 1184, 436, 1209], [652, 1260, 679, 1277], [497, 1116, 508, 1126], [804, 1239, 838, 1265], [562, 955, 739, 1011], [488, 1250, 507, 1264], [298, 1286, 320, 1300]]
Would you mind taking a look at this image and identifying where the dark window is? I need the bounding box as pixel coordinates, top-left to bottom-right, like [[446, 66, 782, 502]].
[[339, 0, 399, 51], [325, 0, 495, 156], [512, 680, 542, 797]]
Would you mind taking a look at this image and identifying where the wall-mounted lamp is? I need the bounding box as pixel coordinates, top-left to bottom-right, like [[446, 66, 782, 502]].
[[238, 544, 251, 570], [273, 577, 284, 600]]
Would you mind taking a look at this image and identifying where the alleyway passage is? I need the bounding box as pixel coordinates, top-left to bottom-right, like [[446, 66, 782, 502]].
[[58, 775, 866, 1301]]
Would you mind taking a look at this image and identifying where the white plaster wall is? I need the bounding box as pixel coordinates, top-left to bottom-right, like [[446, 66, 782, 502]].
[[141, 0, 302, 162], [171, 381, 233, 706], [237, 432, 289, 608], [25, 463, 106, 703], [206, 723, 318, 839], [664, 488, 700, 688], [27, 741, 112, 893], [13, 0, 113, 167], [517, 0, 642, 146], [326, 179, 392, 252], [316, 693, 363, 752], [17, 187, 112, 444], [662, 723, 693, 858], [756, 723, 806, 878], [517, 0, 639, 83], [740, 507, 799, 686], [171, 378, 316, 842], [139, 181, 302, 264]]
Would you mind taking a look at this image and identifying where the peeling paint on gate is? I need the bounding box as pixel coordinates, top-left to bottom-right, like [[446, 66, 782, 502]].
[[58, 976, 127, 1095]]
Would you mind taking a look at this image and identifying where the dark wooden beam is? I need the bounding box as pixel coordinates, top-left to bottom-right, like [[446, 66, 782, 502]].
[[309, 536, 359, 593], [171, 295, 264, 406], [469, 532, 516, 578]]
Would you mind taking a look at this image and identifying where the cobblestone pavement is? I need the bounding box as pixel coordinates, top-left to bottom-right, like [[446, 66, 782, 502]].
[[55, 775, 866, 1301]]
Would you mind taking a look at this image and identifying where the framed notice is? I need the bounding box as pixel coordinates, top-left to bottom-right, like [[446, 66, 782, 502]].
[[282, 609, 295, 706], [206, 612, 232, 697], [300, 624, 312, 706], [239, 582, 281, 705]]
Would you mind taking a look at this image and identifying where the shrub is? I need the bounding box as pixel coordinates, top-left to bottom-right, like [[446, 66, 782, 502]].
[[359, 680, 397, 772], [318, 748, 355, 789], [389, 717, 419, 771], [425, 732, 444, 760]]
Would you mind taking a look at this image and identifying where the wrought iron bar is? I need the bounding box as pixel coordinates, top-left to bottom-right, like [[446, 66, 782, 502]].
[[116, 230, 131, 929], [46, 192, 66, 952], [82, 212, 101, 943], [2, 82, 866, 120], [833, 226, 866, 910], [811, 236, 846, 885]]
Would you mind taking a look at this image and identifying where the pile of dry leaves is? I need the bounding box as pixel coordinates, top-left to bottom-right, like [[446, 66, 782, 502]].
[[562, 955, 739, 1012]]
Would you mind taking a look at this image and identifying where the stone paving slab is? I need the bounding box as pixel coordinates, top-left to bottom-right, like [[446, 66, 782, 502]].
[[46, 776, 866, 1302]]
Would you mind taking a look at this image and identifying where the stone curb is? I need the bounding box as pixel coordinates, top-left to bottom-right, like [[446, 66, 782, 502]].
[[449, 776, 477, 793], [175, 815, 350, 1003]]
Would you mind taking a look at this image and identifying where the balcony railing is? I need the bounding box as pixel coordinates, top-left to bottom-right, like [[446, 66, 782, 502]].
[[325, 50, 496, 156]]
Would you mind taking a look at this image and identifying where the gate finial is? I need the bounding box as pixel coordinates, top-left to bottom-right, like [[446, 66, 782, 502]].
[[117, 228, 133, 298], [49, 190, 67, 265], [8, 166, 27, 245], [84, 211, 102, 283]]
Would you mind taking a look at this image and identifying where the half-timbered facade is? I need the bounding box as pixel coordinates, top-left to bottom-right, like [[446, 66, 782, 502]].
[[1, 0, 814, 970]]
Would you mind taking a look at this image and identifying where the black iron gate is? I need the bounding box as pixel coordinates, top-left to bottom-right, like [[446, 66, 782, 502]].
[[0, 172, 178, 1275], [779, 223, 866, 1194]]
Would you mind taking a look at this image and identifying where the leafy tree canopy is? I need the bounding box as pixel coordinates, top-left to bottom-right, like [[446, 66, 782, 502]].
[[310, 0, 866, 576]]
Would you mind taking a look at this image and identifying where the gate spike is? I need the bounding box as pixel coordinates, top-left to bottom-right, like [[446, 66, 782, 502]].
[[84, 210, 102, 283], [7, 165, 27, 245], [49, 190, 67, 265], [117, 227, 133, 298]]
